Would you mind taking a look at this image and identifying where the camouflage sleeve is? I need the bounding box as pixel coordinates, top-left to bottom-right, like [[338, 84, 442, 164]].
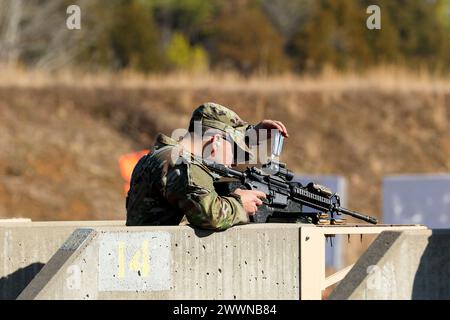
[[165, 162, 249, 231]]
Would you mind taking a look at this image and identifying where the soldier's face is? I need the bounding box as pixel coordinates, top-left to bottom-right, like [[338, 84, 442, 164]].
[[203, 135, 234, 166]]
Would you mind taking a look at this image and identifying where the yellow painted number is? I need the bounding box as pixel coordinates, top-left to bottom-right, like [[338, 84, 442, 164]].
[[117, 240, 149, 279]]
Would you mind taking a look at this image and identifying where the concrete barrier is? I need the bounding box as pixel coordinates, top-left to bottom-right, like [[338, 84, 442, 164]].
[[0, 220, 124, 300], [329, 229, 450, 299], [18, 224, 306, 300]]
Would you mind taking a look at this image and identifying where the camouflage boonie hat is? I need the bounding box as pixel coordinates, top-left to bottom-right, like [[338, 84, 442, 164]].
[[189, 102, 254, 161]]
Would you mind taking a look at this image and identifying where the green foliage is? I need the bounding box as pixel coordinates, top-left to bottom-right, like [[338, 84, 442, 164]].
[[361, 1, 400, 65], [289, 0, 450, 72], [165, 33, 209, 72], [80, 0, 164, 72], [376, 1, 440, 60], [109, 0, 163, 71], [10, 0, 450, 74], [288, 0, 372, 71], [437, 0, 450, 28], [373, 0, 450, 69], [140, 0, 214, 40], [208, 1, 290, 74], [437, 0, 450, 67]]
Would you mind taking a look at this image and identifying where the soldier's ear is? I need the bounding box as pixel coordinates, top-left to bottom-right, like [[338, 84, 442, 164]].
[[202, 135, 216, 157], [211, 135, 221, 148]]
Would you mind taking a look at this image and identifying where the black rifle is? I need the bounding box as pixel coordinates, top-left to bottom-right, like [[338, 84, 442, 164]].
[[205, 160, 378, 225]]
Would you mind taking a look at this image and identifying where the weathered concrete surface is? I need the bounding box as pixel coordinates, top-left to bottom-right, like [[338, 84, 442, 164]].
[[18, 224, 305, 300], [329, 229, 450, 300], [0, 220, 124, 300], [0, 219, 32, 224]]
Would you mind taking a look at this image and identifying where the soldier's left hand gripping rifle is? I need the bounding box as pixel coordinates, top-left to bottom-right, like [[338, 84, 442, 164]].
[[205, 160, 378, 225]]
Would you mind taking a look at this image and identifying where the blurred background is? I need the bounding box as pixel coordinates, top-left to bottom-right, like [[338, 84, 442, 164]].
[[1, 0, 450, 270]]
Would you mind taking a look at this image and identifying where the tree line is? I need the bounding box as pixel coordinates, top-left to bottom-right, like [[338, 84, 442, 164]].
[[1, 0, 449, 74]]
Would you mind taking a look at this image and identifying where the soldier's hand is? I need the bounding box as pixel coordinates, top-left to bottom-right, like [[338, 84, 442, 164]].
[[254, 120, 289, 138], [234, 189, 267, 215]]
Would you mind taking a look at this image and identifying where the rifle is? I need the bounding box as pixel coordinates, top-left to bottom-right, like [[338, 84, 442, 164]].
[[204, 132, 378, 225]]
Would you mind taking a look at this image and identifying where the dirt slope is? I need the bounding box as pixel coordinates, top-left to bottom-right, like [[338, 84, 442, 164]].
[[1, 75, 449, 226]]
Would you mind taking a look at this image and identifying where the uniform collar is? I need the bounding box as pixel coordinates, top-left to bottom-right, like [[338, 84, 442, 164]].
[[154, 133, 181, 149], [153, 134, 216, 176], [154, 133, 195, 162]]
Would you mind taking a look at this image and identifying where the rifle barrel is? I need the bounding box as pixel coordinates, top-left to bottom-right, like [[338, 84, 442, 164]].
[[336, 207, 378, 224]]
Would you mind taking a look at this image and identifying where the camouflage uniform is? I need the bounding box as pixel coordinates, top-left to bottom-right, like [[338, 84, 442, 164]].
[[126, 103, 253, 230]]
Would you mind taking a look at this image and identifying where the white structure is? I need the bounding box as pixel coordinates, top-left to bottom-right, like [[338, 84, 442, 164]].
[[383, 174, 450, 228]]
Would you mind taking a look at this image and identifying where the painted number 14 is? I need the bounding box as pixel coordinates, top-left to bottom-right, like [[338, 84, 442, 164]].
[[117, 241, 149, 278]]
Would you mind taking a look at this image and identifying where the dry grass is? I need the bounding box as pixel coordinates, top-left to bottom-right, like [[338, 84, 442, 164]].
[[2, 65, 450, 93]]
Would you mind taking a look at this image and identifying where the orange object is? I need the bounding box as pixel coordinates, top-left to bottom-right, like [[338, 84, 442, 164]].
[[119, 149, 150, 193]]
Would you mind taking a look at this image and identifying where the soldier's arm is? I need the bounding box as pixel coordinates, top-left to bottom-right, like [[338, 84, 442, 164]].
[[165, 163, 249, 231]]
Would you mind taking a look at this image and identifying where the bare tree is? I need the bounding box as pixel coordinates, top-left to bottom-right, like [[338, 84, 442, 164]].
[[260, 0, 315, 39], [0, 0, 23, 65], [0, 0, 106, 70]]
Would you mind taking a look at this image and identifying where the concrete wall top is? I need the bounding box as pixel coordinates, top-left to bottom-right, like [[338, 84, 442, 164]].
[[0, 220, 125, 228], [18, 224, 309, 300]]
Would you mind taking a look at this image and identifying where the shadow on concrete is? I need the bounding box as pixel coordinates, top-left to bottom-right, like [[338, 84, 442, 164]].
[[412, 229, 450, 300], [328, 231, 403, 299], [186, 225, 217, 238], [0, 263, 45, 300]]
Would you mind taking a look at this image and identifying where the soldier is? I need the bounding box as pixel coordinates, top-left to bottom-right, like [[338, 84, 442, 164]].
[[126, 102, 289, 230]]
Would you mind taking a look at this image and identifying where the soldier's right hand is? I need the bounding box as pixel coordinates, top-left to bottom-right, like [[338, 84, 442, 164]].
[[234, 189, 266, 215]]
